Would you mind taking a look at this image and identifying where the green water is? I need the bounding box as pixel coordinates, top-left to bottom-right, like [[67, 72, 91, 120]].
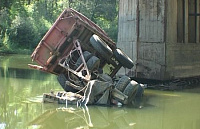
[[0, 55, 200, 129]]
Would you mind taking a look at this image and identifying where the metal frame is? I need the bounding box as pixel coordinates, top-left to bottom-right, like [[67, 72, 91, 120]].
[[58, 40, 91, 81]]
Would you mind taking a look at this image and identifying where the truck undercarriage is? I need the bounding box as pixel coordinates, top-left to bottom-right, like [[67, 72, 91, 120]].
[[29, 8, 144, 107]]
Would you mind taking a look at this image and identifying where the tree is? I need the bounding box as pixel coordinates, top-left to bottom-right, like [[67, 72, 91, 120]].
[[0, 0, 119, 52]]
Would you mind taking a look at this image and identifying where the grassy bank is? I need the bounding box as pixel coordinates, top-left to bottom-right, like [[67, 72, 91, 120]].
[[0, 47, 32, 55]]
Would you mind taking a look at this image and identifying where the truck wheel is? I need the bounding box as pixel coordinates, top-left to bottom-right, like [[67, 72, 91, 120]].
[[134, 84, 144, 106], [98, 73, 113, 83], [75, 51, 92, 68], [57, 74, 78, 92], [87, 56, 100, 72], [114, 49, 134, 69], [123, 81, 139, 103], [135, 84, 144, 97], [115, 75, 131, 92], [90, 34, 113, 59]]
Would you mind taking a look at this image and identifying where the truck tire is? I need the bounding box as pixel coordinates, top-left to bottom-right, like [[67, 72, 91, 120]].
[[98, 73, 113, 83], [86, 56, 100, 72], [75, 51, 92, 68], [114, 48, 134, 69], [134, 84, 144, 106], [123, 81, 139, 103], [135, 84, 144, 97], [90, 34, 113, 59], [57, 74, 78, 93], [115, 75, 131, 92]]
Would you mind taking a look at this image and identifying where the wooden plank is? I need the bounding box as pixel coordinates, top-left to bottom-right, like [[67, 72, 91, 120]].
[[139, 43, 165, 65], [153, 0, 158, 42], [166, 0, 177, 43], [160, 0, 165, 42], [146, 0, 150, 42], [140, 0, 148, 42], [130, 21, 137, 41], [185, 0, 189, 43], [188, 0, 196, 43], [139, 0, 146, 41], [118, 0, 138, 42], [125, 0, 128, 20], [136, 58, 164, 80], [127, 0, 132, 20], [154, 0, 158, 41], [117, 0, 137, 62], [177, 0, 184, 43], [197, 0, 200, 43], [139, 0, 165, 43], [118, 0, 125, 42], [154, 0, 159, 42]]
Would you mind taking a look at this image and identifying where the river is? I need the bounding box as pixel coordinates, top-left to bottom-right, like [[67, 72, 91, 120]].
[[0, 54, 200, 129]]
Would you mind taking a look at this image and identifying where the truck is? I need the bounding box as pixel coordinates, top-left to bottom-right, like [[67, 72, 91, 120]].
[[28, 8, 144, 107]]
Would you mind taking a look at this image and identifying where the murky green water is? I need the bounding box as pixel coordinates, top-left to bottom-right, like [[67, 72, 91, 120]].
[[1, 55, 200, 129]]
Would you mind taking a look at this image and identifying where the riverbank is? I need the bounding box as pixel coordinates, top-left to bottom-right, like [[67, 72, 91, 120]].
[[0, 47, 32, 55]]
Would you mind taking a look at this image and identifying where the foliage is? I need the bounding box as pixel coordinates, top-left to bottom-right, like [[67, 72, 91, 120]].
[[0, 0, 118, 53]]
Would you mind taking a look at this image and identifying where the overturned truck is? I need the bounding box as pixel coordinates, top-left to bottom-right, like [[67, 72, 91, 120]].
[[29, 8, 144, 107]]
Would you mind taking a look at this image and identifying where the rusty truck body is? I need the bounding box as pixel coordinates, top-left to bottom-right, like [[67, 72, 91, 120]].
[[29, 8, 143, 107]]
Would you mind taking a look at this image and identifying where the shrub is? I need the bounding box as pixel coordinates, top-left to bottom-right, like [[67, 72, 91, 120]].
[[9, 15, 37, 49]]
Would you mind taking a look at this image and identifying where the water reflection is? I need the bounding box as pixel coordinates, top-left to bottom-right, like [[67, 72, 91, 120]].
[[28, 105, 138, 129], [0, 55, 50, 80], [29, 106, 94, 129], [28, 91, 200, 129], [0, 67, 50, 80], [0, 55, 61, 129], [1, 55, 200, 129]]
